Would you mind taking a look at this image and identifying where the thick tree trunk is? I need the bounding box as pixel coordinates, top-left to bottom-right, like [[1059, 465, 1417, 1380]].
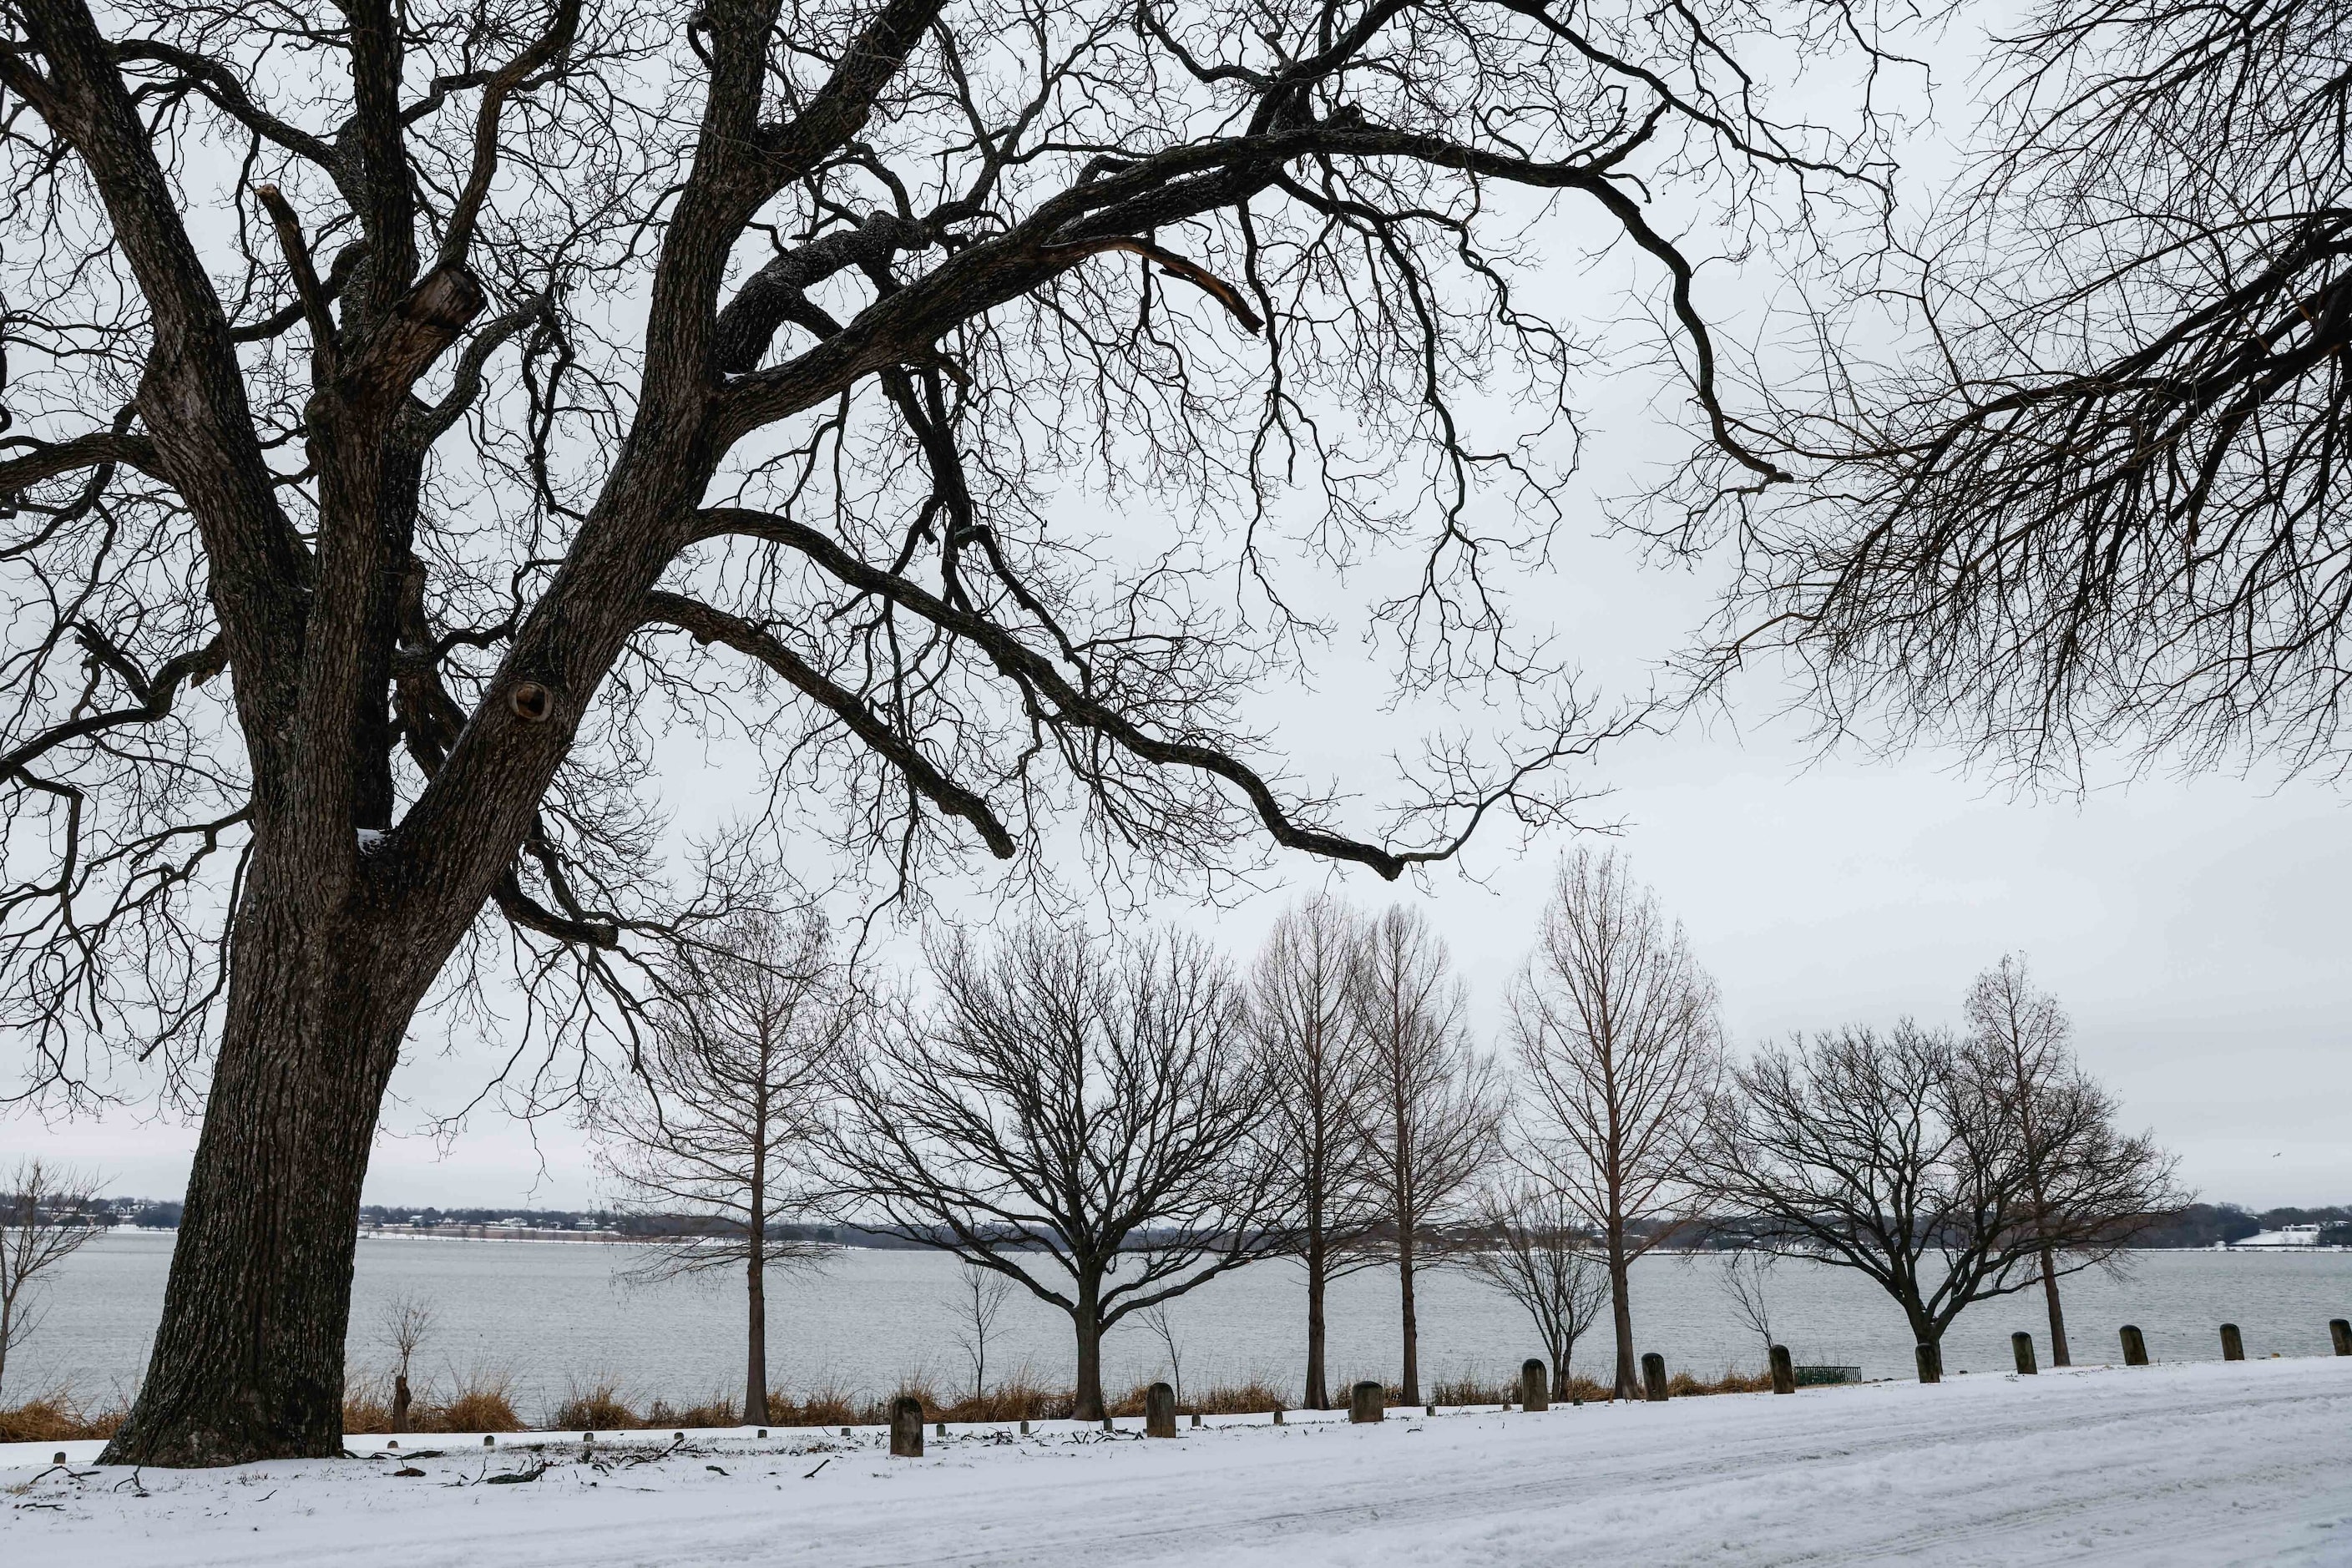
[[1304, 1233, 1328, 1409], [1073, 1272, 1106, 1421], [1398, 1228, 1420, 1405], [1606, 1222, 1637, 1402], [2039, 1243, 2071, 1367], [99, 882, 413, 1466]]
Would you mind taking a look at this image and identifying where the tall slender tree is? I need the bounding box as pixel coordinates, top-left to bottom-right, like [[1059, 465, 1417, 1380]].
[[0, 0, 1896, 1464], [598, 901, 850, 1424], [1508, 849, 1720, 1400], [1351, 904, 1503, 1406], [1961, 954, 2077, 1365], [1251, 896, 1382, 1409]]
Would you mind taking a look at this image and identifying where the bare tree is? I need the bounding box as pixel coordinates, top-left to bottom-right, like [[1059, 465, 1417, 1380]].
[[1462, 1180, 1607, 1400], [1250, 895, 1382, 1409], [0, 1159, 107, 1403], [1713, 1248, 1776, 1367], [948, 1259, 1015, 1405], [1677, 0, 2352, 787], [828, 921, 1280, 1421], [1700, 1023, 2183, 1378], [380, 1291, 433, 1432], [1351, 904, 1503, 1406], [1962, 954, 2077, 1365], [598, 901, 849, 1424], [0, 0, 1898, 1463], [1137, 1300, 1186, 1409], [1961, 959, 2188, 1368], [1508, 849, 1721, 1400]]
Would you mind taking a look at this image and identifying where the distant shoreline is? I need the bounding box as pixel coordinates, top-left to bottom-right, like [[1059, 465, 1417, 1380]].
[[88, 1228, 2352, 1255]]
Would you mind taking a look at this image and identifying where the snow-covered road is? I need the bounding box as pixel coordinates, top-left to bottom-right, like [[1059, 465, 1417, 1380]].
[[7, 1357, 2349, 1565]]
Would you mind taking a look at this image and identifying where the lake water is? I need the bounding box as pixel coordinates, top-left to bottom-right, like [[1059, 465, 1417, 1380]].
[[12, 1231, 2350, 1417]]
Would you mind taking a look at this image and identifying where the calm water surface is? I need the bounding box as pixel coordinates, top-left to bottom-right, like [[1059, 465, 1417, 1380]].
[[13, 1231, 2350, 1415]]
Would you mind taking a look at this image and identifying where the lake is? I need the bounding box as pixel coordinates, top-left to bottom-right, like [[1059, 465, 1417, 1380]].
[[11, 1231, 2349, 1416]]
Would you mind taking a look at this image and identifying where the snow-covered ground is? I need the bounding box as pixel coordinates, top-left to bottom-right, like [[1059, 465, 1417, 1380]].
[[6, 1357, 2349, 1565]]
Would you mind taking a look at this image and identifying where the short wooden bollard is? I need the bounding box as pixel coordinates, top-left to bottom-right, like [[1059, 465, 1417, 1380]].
[[1914, 1342, 1941, 1383], [934, 1420, 947, 1438], [1100, 1414, 1114, 1432], [1350, 1380, 1384, 1424], [1520, 1358, 1550, 1412], [1272, 1407, 1286, 1426], [1191, 1413, 1201, 1429], [2012, 1332, 2037, 1375], [1641, 1353, 1668, 1402], [2120, 1324, 2149, 1366], [2331, 1318, 2351, 1357], [2220, 1323, 2244, 1362], [1146, 1382, 1178, 1439], [1768, 1344, 1795, 1395], [1019, 1419, 1030, 1434], [889, 1396, 923, 1458]]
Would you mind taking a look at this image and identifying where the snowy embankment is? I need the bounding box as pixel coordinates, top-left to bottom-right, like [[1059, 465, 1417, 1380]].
[[6, 1358, 2349, 1567]]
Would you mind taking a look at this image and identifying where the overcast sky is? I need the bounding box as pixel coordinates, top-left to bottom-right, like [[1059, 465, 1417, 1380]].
[[5, 6, 2344, 1219]]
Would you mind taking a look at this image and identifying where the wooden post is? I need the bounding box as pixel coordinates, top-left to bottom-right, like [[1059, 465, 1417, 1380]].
[[1019, 1419, 1029, 1434], [1914, 1343, 1941, 1383], [1146, 1382, 1177, 1438], [1520, 1358, 1550, 1412], [2220, 1323, 2244, 1362], [1100, 1414, 1114, 1433], [1769, 1344, 1795, 1395], [2332, 1319, 2352, 1357], [1641, 1353, 1668, 1402], [1191, 1413, 1201, 1429], [934, 1420, 947, 1437], [889, 1395, 924, 1458], [2120, 1324, 2148, 1366], [1350, 1380, 1384, 1424], [2012, 1332, 2037, 1375], [1272, 1407, 1286, 1426]]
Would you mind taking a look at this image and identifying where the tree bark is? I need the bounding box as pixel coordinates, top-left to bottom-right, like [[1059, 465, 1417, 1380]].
[[1398, 1227, 1420, 1405], [1304, 1230, 1329, 1409], [746, 1157, 769, 1424], [2038, 1242, 2071, 1367], [1073, 1272, 1105, 1421], [1606, 1220, 1637, 1402], [99, 879, 415, 1465]]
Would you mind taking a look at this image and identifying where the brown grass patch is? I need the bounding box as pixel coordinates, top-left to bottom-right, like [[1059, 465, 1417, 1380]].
[[421, 1370, 524, 1433], [0, 1388, 125, 1443], [548, 1378, 640, 1432]]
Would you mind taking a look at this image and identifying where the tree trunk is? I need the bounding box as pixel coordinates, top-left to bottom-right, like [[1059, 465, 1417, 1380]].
[[1606, 1222, 1637, 1402], [1552, 1342, 1572, 1401], [2038, 1243, 2071, 1367], [1398, 1227, 1420, 1405], [1073, 1272, 1105, 1421], [99, 883, 412, 1466], [1304, 1232, 1328, 1409], [746, 1179, 769, 1424]]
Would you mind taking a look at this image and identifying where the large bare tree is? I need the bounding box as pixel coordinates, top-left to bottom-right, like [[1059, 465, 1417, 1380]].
[[597, 899, 851, 1423], [827, 920, 1280, 1421], [1507, 848, 1719, 1400], [1351, 903, 1501, 1406], [1250, 894, 1381, 1409], [0, 0, 1893, 1463], [1700, 1023, 2183, 1378], [1676, 0, 2352, 786]]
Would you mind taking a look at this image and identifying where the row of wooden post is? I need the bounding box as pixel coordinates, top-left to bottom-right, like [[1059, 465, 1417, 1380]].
[[879, 1316, 2352, 1453], [2003, 1317, 2352, 1374]]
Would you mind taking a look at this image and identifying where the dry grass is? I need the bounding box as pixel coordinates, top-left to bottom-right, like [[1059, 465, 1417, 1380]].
[[420, 1370, 524, 1433], [1669, 1367, 1773, 1397], [0, 1388, 126, 1442], [547, 1377, 641, 1432]]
